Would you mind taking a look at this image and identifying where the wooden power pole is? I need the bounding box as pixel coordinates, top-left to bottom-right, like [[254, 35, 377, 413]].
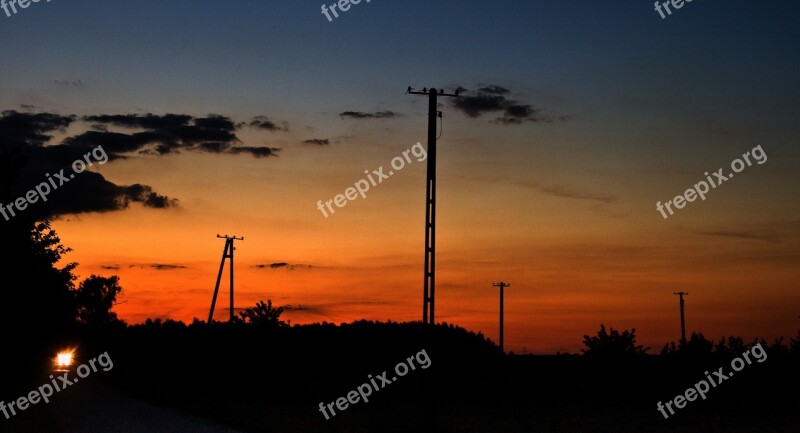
[[493, 282, 511, 352], [674, 292, 688, 346], [208, 234, 244, 322]]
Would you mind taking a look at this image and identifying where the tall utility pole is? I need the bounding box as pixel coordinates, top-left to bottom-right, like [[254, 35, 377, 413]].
[[406, 86, 460, 325], [208, 234, 244, 322], [674, 292, 688, 346], [493, 282, 510, 352]]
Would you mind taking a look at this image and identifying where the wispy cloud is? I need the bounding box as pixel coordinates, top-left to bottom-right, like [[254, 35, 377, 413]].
[[693, 229, 781, 244], [303, 138, 330, 146], [339, 110, 399, 120], [514, 180, 616, 204], [252, 262, 313, 270], [151, 264, 189, 270], [55, 79, 84, 87], [245, 115, 289, 132]]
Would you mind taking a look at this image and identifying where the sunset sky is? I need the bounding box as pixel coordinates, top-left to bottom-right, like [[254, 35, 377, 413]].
[[1, 0, 798, 353]]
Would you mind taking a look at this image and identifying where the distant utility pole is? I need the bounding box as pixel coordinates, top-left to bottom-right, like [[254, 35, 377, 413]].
[[493, 282, 511, 352], [674, 292, 688, 346], [208, 234, 244, 322], [406, 86, 460, 325]]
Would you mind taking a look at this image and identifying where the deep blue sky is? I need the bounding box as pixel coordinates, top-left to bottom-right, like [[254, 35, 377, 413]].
[[2, 0, 797, 128]]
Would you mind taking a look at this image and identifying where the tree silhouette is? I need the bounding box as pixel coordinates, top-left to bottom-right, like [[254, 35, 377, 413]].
[[582, 324, 648, 358], [683, 332, 714, 357], [239, 299, 286, 327], [1, 148, 76, 335], [2, 219, 77, 336], [0, 149, 79, 381], [74, 274, 124, 327], [714, 335, 746, 356], [661, 332, 715, 360], [660, 341, 678, 356], [791, 330, 800, 354]]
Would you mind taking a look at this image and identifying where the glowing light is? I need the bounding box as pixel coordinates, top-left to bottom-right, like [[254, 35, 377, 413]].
[[55, 350, 74, 369]]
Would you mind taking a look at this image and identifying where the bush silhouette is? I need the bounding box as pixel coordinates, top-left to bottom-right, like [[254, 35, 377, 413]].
[[582, 324, 648, 359], [238, 299, 286, 327]]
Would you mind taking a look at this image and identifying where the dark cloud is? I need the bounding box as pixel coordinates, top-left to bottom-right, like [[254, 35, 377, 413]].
[[452, 94, 506, 117], [252, 262, 313, 270], [227, 146, 279, 158], [339, 110, 398, 120], [101, 265, 120, 270], [450, 85, 566, 125], [43, 172, 178, 216], [0, 110, 280, 217], [76, 113, 279, 158], [9, 168, 179, 216], [247, 116, 289, 132], [0, 110, 75, 147], [123, 184, 177, 208], [81, 114, 278, 157], [63, 131, 168, 158], [304, 138, 330, 146], [194, 114, 237, 131]]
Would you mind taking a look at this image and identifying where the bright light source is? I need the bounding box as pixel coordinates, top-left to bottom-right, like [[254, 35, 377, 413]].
[[56, 352, 72, 366], [55, 350, 74, 370]]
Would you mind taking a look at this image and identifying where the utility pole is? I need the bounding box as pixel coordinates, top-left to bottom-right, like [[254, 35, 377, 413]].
[[208, 234, 244, 322], [406, 86, 460, 325], [493, 282, 510, 352], [674, 292, 688, 347]]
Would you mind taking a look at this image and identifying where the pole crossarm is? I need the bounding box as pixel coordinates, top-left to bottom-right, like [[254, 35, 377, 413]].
[[407, 86, 461, 97]]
